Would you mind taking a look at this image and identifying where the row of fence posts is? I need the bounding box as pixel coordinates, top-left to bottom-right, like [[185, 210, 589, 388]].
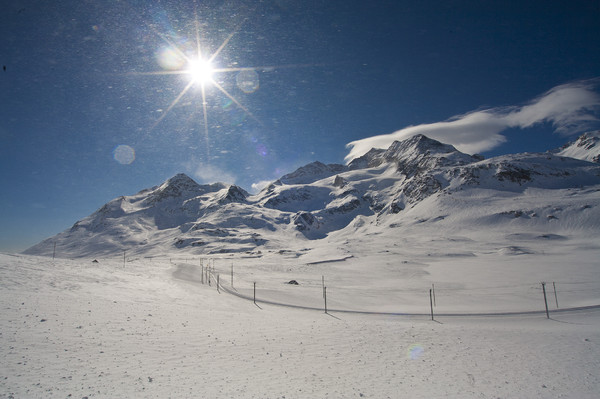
[[429, 281, 561, 321], [197, 260, 330, 313], [195, 259, 563, 320], [198, 259, 235, 296], [246, 273, 328, 313], [541, 282, 560, 319]]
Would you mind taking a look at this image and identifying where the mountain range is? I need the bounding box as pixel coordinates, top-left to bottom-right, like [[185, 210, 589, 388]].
[[24, 132, 600, 259]]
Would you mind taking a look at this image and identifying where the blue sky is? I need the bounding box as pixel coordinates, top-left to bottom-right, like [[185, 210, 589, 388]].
[[1, 0, 599, 252]]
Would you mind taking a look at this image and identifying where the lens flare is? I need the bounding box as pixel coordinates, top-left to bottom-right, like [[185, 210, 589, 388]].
[[236, 69, 260, 93], [113, 145, 135, 165], [256, 143, 268, 156], [156, 47, 185, 70], [408, 344, 424, 360]]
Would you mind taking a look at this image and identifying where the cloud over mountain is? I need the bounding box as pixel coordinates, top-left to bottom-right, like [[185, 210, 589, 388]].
[[345, 79, 600, 162]]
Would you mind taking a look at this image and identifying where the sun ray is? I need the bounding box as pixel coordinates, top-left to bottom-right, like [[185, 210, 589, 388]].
[[215, 62, 331, 73], [208, 19, 247, 64], [128, 70, 188, 77], [211, 80, 263, 126], [200, 80, 210, 157], [149, 25, 192, 67], [194, 10, 203, 61], [150, 79, 196, 130]]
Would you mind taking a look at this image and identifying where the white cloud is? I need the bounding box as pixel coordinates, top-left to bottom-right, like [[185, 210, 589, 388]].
[[190, 163, 237, 185], [345, 79, 600, 162], [250, 179, 273, 193]]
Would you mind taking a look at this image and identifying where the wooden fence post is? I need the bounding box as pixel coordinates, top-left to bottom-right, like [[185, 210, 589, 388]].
[[429, 289, 434, 321], [542, 282, 549, 319]]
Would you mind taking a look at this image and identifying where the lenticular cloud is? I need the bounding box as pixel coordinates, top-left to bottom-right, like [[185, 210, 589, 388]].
[[345, 79, 600, 162]]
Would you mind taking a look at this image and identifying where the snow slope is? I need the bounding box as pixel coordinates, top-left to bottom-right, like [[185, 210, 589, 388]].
[[554, 130, 600, 163], [1, 251, 599, 398]]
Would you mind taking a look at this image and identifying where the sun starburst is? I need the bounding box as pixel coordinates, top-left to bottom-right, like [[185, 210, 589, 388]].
[[129, 11, 323, 160], [186, 58, 214, 84], [130, 15, 264, 156]]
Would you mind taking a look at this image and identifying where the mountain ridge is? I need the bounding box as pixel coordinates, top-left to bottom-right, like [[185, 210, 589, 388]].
[[23, 133, 600, 258]]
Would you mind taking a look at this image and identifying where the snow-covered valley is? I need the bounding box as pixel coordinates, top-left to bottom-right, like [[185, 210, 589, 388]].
[[1, 251, 599, 398], [4, 133, 600, 397]]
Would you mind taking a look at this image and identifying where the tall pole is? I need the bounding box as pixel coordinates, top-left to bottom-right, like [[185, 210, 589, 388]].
[[324, 286, 328, 314], [432, 283, 436, 307], [52, 242, 56, 260], [429, 289, 434, 321], [253, 282, 256, 304], [542, 282, 550, 319], [553, 282, 559, 308]]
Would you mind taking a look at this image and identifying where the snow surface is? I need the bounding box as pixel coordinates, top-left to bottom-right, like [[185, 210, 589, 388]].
[[1, 250, 599, 398]]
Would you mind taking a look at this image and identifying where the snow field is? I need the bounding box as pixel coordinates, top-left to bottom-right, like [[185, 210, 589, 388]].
[[1, 253, 599, 398]]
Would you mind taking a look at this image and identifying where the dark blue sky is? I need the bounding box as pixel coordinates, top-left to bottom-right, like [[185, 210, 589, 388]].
[[1, 0, 599, 252]]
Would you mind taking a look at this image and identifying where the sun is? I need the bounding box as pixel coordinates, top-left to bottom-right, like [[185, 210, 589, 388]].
[[186, 58, 214, 85], [131, 9, 322, 149], [135, 13, 314, 150], [137, 21, 261, 137]]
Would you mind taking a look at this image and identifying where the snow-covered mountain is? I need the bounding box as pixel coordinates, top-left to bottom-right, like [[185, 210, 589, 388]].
[[553, 131, 600, 163], [24, 133, 600, 258]]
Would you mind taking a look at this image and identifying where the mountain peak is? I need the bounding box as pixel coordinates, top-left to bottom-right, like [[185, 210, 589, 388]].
[[279, 161, 347, 185], [555, 131, 600, 163], [349, 134, 479, 173], [218, 185, 249, 203], [385, 134, 458, 157], [166, 173, 198, 186], [143, 173, 207, 205], [158, 173, 200, 194]]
